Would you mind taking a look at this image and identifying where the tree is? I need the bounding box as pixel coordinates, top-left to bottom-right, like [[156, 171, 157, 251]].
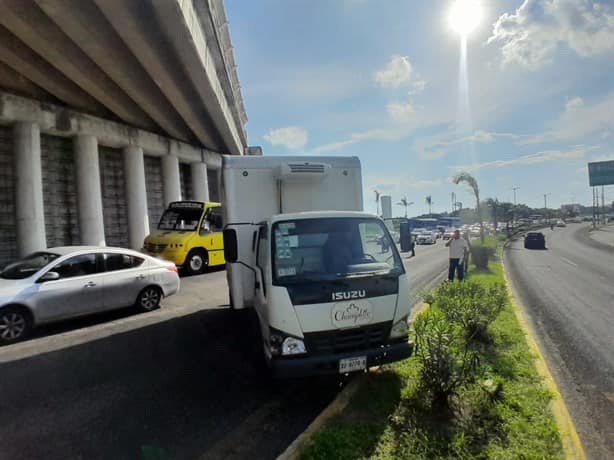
[[453, 172, 484, 243], [485, 198, 499, 233], [374, 190, 381, 217], [397, 197, 414, 218], [425, 195, 433, 216]]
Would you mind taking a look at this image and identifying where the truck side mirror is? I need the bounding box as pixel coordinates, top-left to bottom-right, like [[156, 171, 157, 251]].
[[223, 228, 238, 263]]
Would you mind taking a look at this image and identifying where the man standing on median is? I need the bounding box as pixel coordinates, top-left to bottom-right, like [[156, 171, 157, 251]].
[[445, 229, 469, 281]]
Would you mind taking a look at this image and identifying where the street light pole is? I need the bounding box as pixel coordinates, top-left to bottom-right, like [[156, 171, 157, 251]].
[[512, 187, 519, 225], [544, 193, 551, 225]]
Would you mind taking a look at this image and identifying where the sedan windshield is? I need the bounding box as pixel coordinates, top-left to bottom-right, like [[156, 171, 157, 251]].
[[1, 252, 60, 280], [272, 217, 403, 285]]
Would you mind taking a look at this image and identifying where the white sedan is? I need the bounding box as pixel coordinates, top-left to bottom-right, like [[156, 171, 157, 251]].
[[0, 246, 180, 344]]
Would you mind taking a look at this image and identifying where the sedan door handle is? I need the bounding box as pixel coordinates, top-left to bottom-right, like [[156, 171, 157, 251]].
[[136, 274, 145, 280], [84, 281, 96, 288]]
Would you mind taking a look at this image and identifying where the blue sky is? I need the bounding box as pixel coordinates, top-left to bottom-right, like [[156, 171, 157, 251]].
[[225, 0, 614, 216]]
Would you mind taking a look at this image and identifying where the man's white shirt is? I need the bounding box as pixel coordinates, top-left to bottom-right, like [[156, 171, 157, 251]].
[[448, 238, 469, 259]]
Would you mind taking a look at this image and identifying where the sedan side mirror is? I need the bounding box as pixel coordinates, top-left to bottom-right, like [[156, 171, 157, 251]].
[[38, 271, 60, 283]]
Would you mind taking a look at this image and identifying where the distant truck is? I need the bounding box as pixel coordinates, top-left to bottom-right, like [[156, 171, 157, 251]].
[[222, 156, 413, 378], [143, 201, 224, 274]]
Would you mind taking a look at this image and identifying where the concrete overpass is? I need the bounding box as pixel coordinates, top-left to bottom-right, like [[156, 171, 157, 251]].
[[0, 0, 248, 265]]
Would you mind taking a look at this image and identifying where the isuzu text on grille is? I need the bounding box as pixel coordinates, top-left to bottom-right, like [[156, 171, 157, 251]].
[[331, 290, 366, 301]]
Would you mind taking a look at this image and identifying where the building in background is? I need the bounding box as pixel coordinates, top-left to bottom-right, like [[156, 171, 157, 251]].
[[0, 0, 248, 267], [380, 195, 392, 219]]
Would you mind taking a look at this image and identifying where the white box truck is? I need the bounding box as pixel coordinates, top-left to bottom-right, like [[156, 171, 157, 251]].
[[222, 155, 413, 378]]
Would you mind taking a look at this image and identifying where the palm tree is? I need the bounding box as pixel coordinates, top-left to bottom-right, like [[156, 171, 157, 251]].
[[397, 197, 414, 218], [485, 198, 499, 234], [453, 171, 484, 243], [374, 190, 381, 216], [425, 195, 433, 216]]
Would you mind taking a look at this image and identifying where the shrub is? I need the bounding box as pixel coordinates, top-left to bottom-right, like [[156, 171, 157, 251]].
[[430, 281, 508, 342], [413, 309, 480, 410]]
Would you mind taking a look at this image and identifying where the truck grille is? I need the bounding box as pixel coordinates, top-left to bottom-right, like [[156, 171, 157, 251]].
[[303, 322, 392, 356], [144, 242, 167, 253]]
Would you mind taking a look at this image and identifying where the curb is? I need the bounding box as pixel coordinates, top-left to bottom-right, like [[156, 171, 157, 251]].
[[502, 257, 585, 460], [276, 373, 366, 460]]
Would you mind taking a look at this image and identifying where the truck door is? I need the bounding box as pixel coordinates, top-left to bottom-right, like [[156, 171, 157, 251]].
[[254, 225, 268, 311]]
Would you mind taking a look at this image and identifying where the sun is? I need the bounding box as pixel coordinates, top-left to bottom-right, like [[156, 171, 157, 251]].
[[448, 0, 483, 37]]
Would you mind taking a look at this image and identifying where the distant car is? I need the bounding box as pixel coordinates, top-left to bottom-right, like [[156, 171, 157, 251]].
[[556, 220, 566, 227], [443, 229, 454, 240], [524, 232, 546, 249], [0, 246, 180, 344], [417, 231, 436, 245]]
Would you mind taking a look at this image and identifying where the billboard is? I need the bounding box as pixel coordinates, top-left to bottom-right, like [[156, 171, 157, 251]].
[[588, 160, 614, 187]]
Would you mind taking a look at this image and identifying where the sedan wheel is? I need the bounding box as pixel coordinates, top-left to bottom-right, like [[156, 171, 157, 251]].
[[137, 287, 162, 311], [0, 308, 30, 344]]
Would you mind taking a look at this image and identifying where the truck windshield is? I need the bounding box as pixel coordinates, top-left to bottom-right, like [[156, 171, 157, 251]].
[[158, 208, 203, 231], [272, 217, 403, 284]]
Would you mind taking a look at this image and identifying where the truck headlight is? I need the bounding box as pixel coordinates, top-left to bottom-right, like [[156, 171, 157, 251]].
[[389, 316, 409, 339], [282, 337, 306, 356]]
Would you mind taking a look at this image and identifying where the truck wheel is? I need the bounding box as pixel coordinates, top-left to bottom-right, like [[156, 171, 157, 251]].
[[185, 249, 207, 275]]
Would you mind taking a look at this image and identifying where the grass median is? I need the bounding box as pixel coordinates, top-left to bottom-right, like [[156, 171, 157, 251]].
[[299, 256, 563, 460]]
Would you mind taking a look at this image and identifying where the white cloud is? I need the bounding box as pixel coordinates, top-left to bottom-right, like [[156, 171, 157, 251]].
[[375, 55, 412, 88], [367, 175, 446, 193], [488, 0, 614, 70], [521, 92, 614, 144], [452, 146, 596, 172], [263, 126, 308, 150], [312, 128, 407, 154], [387, 99, 416, 123]]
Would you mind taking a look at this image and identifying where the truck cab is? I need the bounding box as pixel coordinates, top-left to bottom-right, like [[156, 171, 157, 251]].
[[143, 201, 224, 274], [222, 155, 413, 378]]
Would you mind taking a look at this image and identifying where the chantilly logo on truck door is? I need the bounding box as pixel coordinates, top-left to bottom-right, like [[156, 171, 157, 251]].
[[332, 298, 373, 328], [331, 290, 366, 301]]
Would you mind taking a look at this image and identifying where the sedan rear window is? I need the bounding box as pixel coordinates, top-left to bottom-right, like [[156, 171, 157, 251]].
[[104, 253, 144, 271]]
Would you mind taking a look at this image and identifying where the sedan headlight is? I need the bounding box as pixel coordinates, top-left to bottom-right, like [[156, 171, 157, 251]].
[[389, 316, 409, 339], [282, 337, 306, 356]]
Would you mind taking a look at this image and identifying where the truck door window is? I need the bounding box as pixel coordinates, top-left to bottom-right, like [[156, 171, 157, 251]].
[[201, 207, 223, 234]]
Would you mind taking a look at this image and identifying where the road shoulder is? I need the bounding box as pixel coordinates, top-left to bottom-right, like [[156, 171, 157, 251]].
[[503, 254, 585, 460]]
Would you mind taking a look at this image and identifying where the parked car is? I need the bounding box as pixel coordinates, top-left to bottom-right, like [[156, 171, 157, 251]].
[[417, 231, 436, 245], [556, 220, 567, 227], [443, 229, 455, 240], [0, 247, 180, 344], [524, 232, 546, 249]]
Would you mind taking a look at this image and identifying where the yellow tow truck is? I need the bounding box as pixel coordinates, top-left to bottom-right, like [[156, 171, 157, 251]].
[[143, 201, 224, 274]]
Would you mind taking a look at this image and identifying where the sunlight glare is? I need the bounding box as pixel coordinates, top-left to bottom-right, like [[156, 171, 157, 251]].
[[448, 0, 482, 37]]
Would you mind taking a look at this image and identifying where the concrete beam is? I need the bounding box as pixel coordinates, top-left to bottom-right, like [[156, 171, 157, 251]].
[[152, 0, 245, 155], [0, 61, 51, 101], [94, 0, 224, 152], [0, 91, 222, 169], [35, 0, 196, 144], [0, 25, 108, 114], [0, 0, 157, 131]]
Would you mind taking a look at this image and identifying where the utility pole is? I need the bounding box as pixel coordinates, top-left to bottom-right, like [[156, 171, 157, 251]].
[[512, 187, 519, 225], [543, 193, 551, 225]]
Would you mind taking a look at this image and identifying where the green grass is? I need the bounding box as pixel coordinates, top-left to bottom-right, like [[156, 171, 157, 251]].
[[299, 259, 563, 460]]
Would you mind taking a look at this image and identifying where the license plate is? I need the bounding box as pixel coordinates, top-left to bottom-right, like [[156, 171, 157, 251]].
[[339, 356, 367, 374]]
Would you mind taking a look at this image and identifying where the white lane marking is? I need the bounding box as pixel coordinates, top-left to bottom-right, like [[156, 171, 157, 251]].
[[561, 256, 578, 267]]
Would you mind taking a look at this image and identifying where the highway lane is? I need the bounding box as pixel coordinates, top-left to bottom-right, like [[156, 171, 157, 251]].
[[0, 241, 448, 460], [505, 224, 614, 459]]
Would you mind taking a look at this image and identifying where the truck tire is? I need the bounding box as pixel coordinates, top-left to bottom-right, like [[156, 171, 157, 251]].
[[185, 249, 207, 275]]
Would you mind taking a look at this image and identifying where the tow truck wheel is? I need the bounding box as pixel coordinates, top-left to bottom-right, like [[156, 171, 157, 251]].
[[185, 249, 207, 275]]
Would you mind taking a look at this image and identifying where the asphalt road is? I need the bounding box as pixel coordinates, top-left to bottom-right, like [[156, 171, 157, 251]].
[[0, 241, 448, 460], [505, 224, 614, 460]]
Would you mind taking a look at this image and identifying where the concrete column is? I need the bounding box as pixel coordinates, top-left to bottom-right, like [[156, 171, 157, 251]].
[[13, 122, 46, 256], [161, 154, 181, 206], [124, 146, 149, 249], [74, 135, 105, 246], [190, 162, 209, 202]]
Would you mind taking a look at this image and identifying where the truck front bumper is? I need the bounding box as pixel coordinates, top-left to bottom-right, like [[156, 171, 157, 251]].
[[271, 340, 413, 379]]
